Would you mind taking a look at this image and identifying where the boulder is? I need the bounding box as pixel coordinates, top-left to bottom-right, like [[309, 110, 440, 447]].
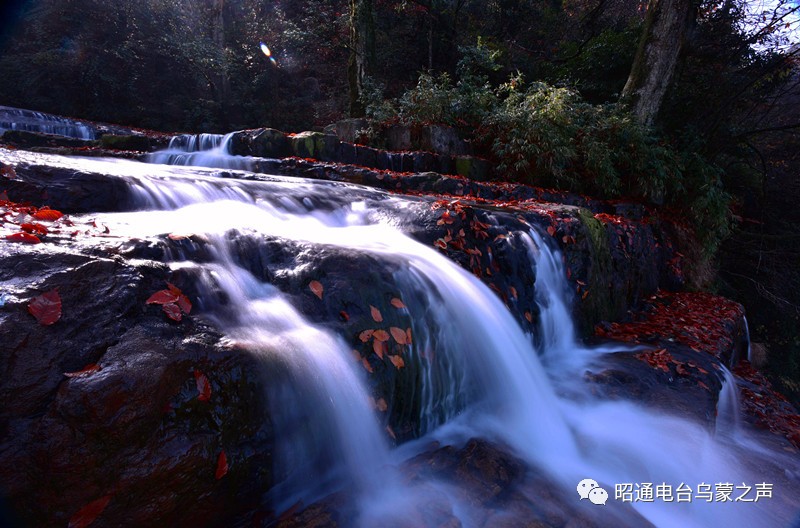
[[289, 131, 340, 161]]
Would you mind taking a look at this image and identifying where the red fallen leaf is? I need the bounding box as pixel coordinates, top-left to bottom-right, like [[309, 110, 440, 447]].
[[64, 364, 101, 378], [390, 327, 407, 344], [373, 329, 390, 342], [215, 450, 228, 480], [358, 329, 374, 342], [162, 302, 182, 321], [547, 225, 556, 236], [165, 283, 192, 314], [309, 280, 324, 299], [376, 398, 388, 412], [434, 238, 447, 249], [5, 232, 41, 244], [385, 425, 396, 439], [20, 222, 48, 235], [509, 286, 518, 299], [68, 494, 112, 528], [406, 327, 412, 344], [372, 339, 386, 359], [33, 208, 63, 221], [389, 355, 405, 369], [28, 289, 61, 325], [194, 370, 211, 401], [339, 310, 350, 322], [524, 311, 533, 323], [698, 381, 710, 391], [390, 297, 406, 309], [370, 305, 383, 322], [146, 289, 179, 305], [0, 164, 16, 180]]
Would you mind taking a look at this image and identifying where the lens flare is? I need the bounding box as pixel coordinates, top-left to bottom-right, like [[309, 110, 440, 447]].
[[259, 42, 278, 66]]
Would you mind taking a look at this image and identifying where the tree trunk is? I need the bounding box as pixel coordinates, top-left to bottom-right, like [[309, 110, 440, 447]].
[[211, 0, 230, 129], [621, 0, 695, 127], [348, 0, 376, 117]]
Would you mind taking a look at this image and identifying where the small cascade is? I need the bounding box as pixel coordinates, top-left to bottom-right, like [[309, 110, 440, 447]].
[[0, 105, 96, 139], [716, 366, 742, 438], [743, 316, 752, 362], [147, 132, 256, 170]]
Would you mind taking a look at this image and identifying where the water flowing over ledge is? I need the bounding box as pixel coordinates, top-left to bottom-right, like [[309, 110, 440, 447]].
[[0, 144, 798, 527]]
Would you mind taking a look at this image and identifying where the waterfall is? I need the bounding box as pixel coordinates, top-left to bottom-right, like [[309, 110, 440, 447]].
[[0, 105, 96, 139], [4, 143, 794, 526], [147, 132, 256, 170]]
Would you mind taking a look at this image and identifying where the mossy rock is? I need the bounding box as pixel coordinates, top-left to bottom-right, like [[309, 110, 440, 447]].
[[454, 155, 492, 182], [100, 134, 152, 151], [290, 131, 339, 161], [575, 208, 614, 328]]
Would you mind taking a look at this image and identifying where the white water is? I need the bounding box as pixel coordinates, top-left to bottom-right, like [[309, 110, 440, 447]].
[[146, 132, 257, 170], [3, 144, 797, 526], [0, 105, 96, 139]]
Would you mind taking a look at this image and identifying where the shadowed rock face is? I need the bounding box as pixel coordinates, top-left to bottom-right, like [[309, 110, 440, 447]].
[[0, 147, 777, 527]]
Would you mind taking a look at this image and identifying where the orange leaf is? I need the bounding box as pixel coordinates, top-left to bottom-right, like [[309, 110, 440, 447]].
[[524, 311, 533, 323], [370, 305, 383, 322], [361, 357, 374, 373], [406, 328, 412, 344], [390, 298, 406, 309], [376, 398, 388, 412], [68, 495, 112, 528], [373, 329, 390, 342], [309, 280, 324, 299], [28, 289, 62, 325], [64, 364, 100, 378], [373, 340, 385, 359], [215, 450, 228, 480], [509, 286, 518, 299], [194, 370, 211, 401], [390, 327, 407, 344], [389, 355, 405, 369], [33, 208, 63, 221], [358, 329, 374, 342], [20, 222, 48, 235]]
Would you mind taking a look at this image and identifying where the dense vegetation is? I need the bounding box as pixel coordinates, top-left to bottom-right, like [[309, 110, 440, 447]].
[[0, 0, 799, 401]]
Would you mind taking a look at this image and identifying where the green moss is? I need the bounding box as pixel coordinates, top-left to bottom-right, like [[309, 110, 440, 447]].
[[455, 156, 471, 177], [577, 208, 614, 325]]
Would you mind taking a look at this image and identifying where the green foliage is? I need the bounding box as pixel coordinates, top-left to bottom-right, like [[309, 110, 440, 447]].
[[389, 60, 731, 253]]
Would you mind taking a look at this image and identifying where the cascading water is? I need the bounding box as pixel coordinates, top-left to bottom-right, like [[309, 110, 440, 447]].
[[0, 105, 97, 139], [2, 143, 797, 526], [147, 132, 256, 170]]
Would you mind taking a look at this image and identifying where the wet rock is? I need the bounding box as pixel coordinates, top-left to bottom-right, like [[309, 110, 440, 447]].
[[386, 124, 412, 151], [419, 125, 469, 156], [1, 129, 97, 149], [333, 118, 369, 143], [230, 128, 291, 158]]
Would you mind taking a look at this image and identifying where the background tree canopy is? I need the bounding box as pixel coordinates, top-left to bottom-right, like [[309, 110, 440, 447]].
[[1, 0, 800, 400]]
